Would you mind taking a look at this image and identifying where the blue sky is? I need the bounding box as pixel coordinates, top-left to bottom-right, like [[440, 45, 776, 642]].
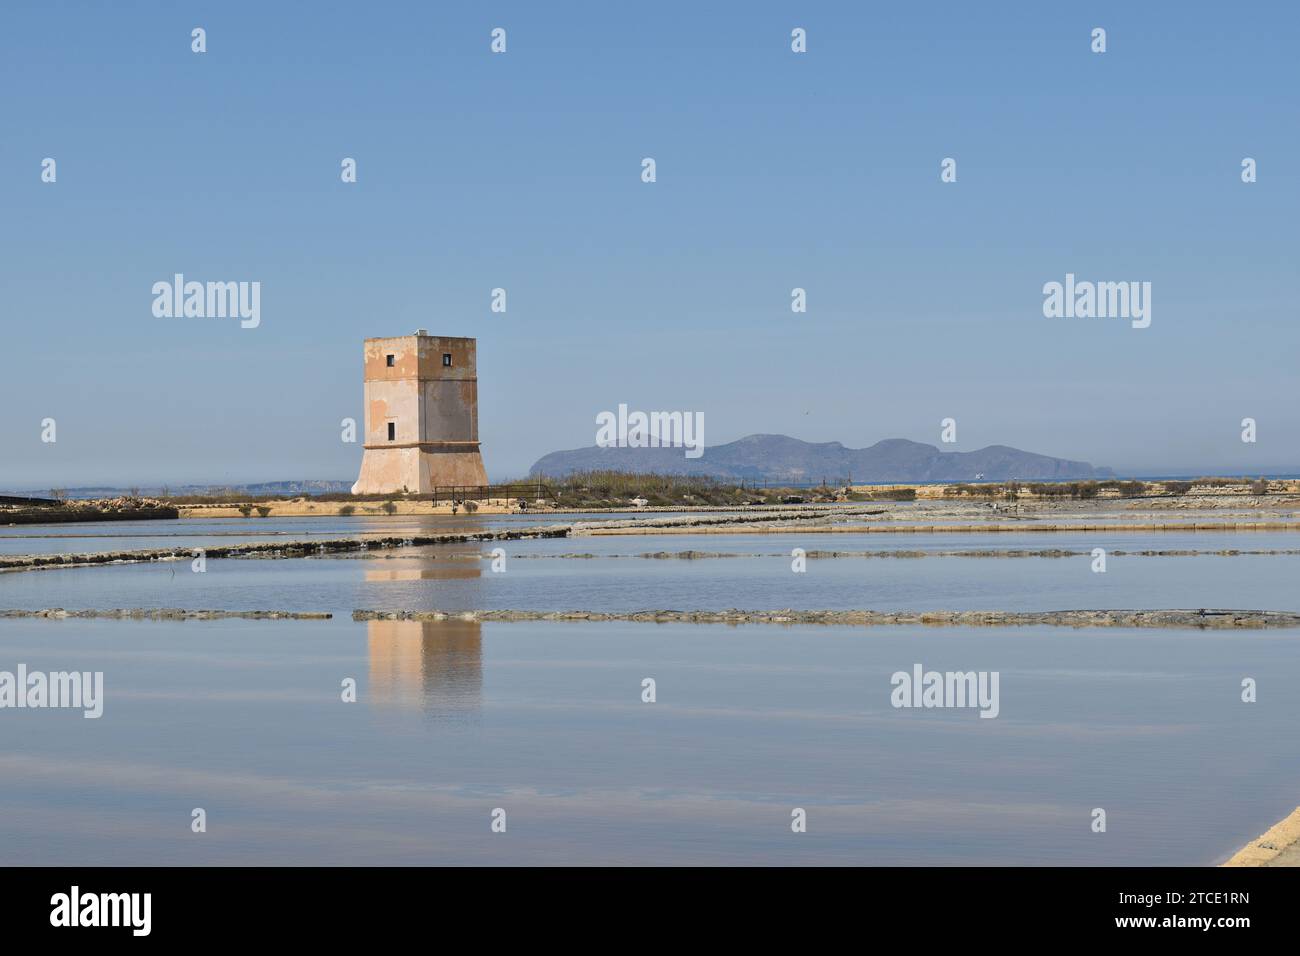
[[2, 1, 1296, 486]]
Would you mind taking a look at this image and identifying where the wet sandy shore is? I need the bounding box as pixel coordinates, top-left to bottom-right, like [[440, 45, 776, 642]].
[[1223, 807, 1300, 866]]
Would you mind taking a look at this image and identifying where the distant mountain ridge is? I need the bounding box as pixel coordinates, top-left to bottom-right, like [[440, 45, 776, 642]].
[[530, 434, 1114, 482]]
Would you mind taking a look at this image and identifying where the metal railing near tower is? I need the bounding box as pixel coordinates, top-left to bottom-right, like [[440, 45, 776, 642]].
[[428, 482, 558, 505]]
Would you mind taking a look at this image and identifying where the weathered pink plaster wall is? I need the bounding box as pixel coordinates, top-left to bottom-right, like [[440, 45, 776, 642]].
[[351, 334, 489, 494]]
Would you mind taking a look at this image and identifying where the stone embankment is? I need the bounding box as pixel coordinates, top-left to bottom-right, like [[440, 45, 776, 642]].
[[1, 608, 330, 620], [584, 520, 1300, 535], [0, 526, 571, 573], [515, 547, 1300, 560], [353, 608, 1300, 629], [2, 506, 179, 525], [12, 606, 1297, 628]]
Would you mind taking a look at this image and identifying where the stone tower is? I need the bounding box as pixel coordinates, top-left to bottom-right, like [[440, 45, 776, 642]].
[[351, 332, 488, 495]]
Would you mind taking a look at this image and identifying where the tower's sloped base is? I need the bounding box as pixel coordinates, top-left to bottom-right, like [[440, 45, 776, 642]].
[[351, 447, 488, 495]]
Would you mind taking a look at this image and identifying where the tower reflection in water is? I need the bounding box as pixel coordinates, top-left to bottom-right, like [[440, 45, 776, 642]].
[[365, 562, 483, 720]]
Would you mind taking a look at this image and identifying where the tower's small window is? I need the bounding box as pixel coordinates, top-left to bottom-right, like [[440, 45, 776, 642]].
[[442, 353, 453, 367], [385, 354, 395, 367], [387, 422, 396, 441]]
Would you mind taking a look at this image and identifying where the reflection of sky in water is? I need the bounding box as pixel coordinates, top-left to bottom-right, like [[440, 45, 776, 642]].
[[1, 616, 1298, 865]]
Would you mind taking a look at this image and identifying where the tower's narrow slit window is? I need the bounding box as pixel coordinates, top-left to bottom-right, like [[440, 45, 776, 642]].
[[442, 353, 452, 367], [386, 354, 395, 367], [387, 422, 396, 441]]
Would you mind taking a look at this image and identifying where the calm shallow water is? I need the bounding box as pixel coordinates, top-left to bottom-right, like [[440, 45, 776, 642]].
[[3, 531, 1298, 615], [2, 521, 1298, 865], [0, 617, 1296, 865], [5, 507, 1286, 555]]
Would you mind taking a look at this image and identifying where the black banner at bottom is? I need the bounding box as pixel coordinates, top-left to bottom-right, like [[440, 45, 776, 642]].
[[0, 866, 1272, 941]]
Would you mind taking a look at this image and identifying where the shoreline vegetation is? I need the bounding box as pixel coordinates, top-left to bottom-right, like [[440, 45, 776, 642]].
[[4, 473, 1298, 523]]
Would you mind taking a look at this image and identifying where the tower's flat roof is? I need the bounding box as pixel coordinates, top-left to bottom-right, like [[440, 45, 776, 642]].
[[363, 333, 476, 344]]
